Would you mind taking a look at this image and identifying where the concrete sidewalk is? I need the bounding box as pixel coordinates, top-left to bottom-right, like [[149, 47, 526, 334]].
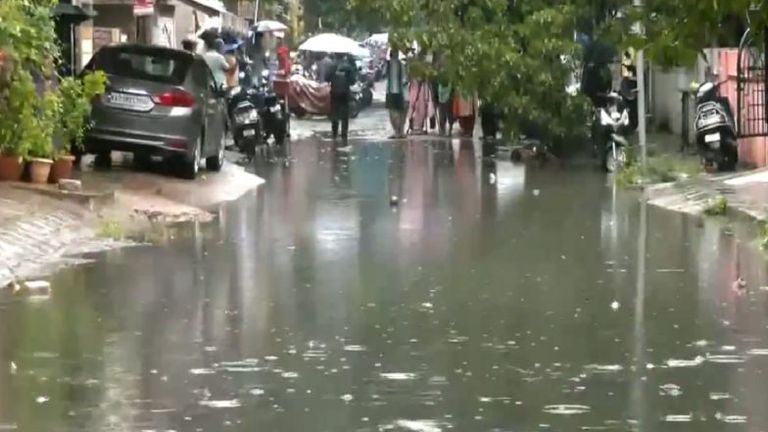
[[647, 168, 768, 221]]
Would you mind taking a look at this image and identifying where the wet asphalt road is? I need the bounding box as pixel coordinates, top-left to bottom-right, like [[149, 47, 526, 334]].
[[1, 134, 768, 431]]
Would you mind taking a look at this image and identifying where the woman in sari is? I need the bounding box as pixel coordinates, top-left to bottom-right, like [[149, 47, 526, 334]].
[[453, 92, 477, 137], [406, 79, 435, 135]]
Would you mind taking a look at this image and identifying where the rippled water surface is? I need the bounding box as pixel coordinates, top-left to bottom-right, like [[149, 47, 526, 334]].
[[1, 140, 768, 431]]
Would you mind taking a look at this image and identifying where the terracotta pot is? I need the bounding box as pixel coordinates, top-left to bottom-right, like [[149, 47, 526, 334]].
[[0, 155, 24, 181], [49, 155, 75, 183], [28, 158, 53, 185]]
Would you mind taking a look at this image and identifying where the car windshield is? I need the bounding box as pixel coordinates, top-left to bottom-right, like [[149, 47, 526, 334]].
[[90, 47, 193, 85]]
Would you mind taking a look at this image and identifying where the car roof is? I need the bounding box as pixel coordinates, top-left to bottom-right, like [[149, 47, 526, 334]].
[[99, 43, 195, 60]]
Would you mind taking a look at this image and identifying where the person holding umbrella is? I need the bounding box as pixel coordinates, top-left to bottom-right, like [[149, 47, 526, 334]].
[[325, 53, 356, 141]]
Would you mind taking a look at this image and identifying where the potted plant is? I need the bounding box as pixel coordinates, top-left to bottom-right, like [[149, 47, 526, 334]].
[[25, 90, 60, 184], [0, 58, 34, 181], [0, 0, 60, 182], [51, 72, 106, 182]]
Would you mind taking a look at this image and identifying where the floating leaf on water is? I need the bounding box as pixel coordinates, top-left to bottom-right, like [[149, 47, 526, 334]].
[[543, 404, 591, 415], [199, 399, 241, 408], [380, 372, 418, 381], [665, 356, 705, 368], [663, 414, 692, 422], [189, 368, 216, 375]]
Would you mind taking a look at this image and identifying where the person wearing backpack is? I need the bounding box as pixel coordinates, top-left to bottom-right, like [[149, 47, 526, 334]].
[[325, 53, 356, 140]]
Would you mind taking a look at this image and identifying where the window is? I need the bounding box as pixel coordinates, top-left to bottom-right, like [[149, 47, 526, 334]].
[[92, 46, 193, 85]]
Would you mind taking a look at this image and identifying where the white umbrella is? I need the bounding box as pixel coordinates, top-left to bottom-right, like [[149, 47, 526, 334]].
[[255, 20, 288, 32], [364, 33, 388, 45], [298, 33, 361, 54]]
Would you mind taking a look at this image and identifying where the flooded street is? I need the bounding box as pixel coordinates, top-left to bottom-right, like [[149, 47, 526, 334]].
[[2, 138, 768, 431]]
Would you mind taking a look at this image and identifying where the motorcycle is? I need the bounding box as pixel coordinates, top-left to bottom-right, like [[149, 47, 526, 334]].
[[693, 80, 738, 171], [257, 70, 288, 146], [593, 92, 631, 172], [228, 77, 262, 159]]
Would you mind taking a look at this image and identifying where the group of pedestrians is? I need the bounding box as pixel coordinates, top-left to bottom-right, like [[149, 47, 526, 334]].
[[383, 49, 482, 140]]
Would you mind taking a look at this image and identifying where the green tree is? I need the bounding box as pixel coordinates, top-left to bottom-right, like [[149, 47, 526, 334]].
[[348, 0, 765, 154]]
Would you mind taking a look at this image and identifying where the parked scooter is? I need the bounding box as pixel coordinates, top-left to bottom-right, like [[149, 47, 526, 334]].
[[593, 92, 631, 172], [228, 76, 262, 159], [257, 70, 288, 146], [693, 81, 737, 171]]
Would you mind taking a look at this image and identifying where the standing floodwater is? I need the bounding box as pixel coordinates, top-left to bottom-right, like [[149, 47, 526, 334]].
[[1, 140, 767, 432]]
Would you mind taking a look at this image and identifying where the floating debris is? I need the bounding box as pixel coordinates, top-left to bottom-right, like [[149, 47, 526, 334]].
[[709, 392, 733, 400], [663, 414, 693, 422], [380, 372, 418, 381], [665, 356, 705, 368], [543, 405, 590, 415], [343, 345, 367, 352], [706, 354, 746, 364], [199, 399, 241, 408], [659, 384, 683, 397], [715, 413, 747, 423], [35, 396, 50, 404], [584, 364, 623, 373], [380, 419, 446, 432]]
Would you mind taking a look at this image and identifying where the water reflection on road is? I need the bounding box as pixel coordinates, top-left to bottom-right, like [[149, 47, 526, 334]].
[[1, 139, 768, 431]]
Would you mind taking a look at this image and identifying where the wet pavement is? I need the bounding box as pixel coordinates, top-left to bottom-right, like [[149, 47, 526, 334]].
[[2, 135, 768, 432]]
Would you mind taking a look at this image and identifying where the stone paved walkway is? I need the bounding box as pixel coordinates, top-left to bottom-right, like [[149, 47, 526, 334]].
[[647, 169, 768, 221]]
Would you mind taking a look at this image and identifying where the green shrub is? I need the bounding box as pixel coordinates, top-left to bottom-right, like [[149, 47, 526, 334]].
[[703, 196, 728, 216]]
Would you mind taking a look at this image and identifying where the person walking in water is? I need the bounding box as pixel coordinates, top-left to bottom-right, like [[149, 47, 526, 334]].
[[325, 53, 356, 141], [385, 48, 407, 139]]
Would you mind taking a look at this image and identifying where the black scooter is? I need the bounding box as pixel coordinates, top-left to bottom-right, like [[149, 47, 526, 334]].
[[228, 76, 262, 159], [593, 92, 631, 172], [693, 81, 737, 171], [257, 71, 288, 146]]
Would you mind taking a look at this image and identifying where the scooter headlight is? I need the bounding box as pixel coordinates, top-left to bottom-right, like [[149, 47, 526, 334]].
[[235, 108, 259, 124]]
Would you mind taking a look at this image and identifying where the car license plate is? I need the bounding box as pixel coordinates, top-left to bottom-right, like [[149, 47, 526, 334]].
[[106, 92, 153, 111], [243, 129, 256, 137], [704, 132, 720, 143]]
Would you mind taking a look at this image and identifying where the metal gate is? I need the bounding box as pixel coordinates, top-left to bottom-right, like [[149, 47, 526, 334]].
[[736, 28, 768, 137]]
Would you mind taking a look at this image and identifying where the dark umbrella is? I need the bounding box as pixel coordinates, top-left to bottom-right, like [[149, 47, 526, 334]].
[[51, 2, 96, 26]]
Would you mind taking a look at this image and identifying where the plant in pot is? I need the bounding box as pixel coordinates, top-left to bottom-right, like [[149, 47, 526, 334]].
[[52, 72, 106, 182], [0, 0, 60, 182], [0, 65, 35, 181], [26, 90, 60, 185], [49, 71, 107, 183]]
